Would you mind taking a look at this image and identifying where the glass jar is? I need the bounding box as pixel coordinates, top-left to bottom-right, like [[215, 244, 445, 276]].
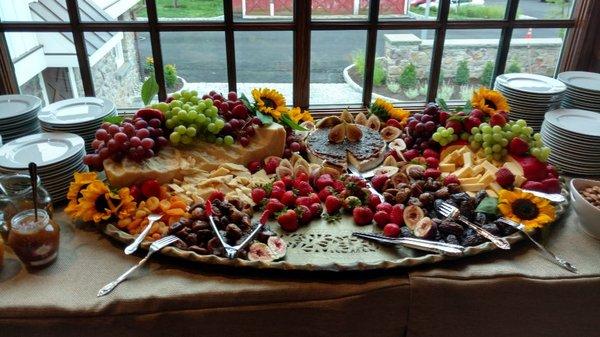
[[8, 209, 59, 269], [0, 173, 53, 239], [0, 236, 4, 270]]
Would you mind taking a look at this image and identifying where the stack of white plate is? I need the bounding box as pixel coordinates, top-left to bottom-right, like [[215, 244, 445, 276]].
[[0, 133, 87, 202], [541, 109, 600, 175], [38, 97, 116, 153], [557, 71, 600, 112], [494, 73, 566, 131], [0, 95, 42, 143]]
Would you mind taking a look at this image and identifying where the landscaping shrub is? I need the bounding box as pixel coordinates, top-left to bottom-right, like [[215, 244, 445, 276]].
[[455, 60, 470, 85], [399, 63, 417, 89], [353, 51, 365, 75], [460, 85, 474, 101], [145, 57, 154, 75], [418, 84, 428, 96], [507, 60, 522, 73], [164, 64, 178, 88], [405, 88, 420, 100], [374, 59, 386, 86], [387, 82, 400, 94], [438, 82, 454, 101], [480, 61, 494, 87]]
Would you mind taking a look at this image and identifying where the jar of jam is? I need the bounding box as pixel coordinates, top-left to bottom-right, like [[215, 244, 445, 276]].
[[8, 209, 59, 269]]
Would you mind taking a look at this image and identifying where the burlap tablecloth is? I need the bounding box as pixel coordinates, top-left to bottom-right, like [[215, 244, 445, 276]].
[[0, 207, 598, 337]]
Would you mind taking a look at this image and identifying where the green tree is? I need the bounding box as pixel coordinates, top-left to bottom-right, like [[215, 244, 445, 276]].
[[164, 64, 178, 88], [507, 60, 522, 73], [480, 61, 494, 87], [373, 60, 386, 86], [455, 60, 470, 85], [399, 63, 417, 89]]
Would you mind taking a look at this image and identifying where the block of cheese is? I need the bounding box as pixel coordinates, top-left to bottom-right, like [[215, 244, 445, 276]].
[[104, 123, 286, 187]]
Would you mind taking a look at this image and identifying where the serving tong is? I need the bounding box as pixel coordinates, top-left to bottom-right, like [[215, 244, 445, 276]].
[[205, 200, 264, 259], [353, 232, 465, 256], [347, 165, 384, 202]]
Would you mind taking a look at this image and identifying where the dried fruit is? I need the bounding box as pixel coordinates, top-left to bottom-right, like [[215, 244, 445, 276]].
[[390, 172, 410, 186], [267, 236, 287, 259], [355, 112, 368, 126], [366, 115, 381, 131], [380, 126, 401, 142], [438, 220, 464, 236], [413, 217, 436, 239], [375, 166, 399, 177], [328, 123, 346, 143], [248, 242, 275, 262], [406, 164, 425, 180], [418, 192, 434, 206], [340, 109, 354, 123], [389, 138, 407, 153], [403, 205, 425, 230], [346, 123, 363, 142], [383, 155, 398, 167]]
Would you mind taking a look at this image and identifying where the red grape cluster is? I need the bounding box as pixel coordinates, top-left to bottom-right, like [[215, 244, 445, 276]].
[[83, 116, 168, 169], [403, 103, 445, 152], [205, 90, 261, 147], [283, 128, 307, 158]]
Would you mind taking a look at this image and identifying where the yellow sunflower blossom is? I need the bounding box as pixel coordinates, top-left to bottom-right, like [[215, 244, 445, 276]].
[[115, 187, 137, 220], [471, 87, 510, 116], [75, 181, 118, 223], [251, 88, 288, 121], [370, 98, 407, 123], [497, 189, 556, 231], [65, 172, 102, 218], [389, 107, 410, 124], [288, 107, 314, 123]]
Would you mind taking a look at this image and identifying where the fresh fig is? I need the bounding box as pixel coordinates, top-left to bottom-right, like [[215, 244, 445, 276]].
[[375, 166, 399, 177], [316, 115, 342, 128], [383, 155, 398, 167], [366, 115, 381, 131], [355, 112, 368, 126], [380, 126, 401, 142], [276, 165, 293, 179], [340, 109, 354, 123], [413, 217, 436, 239], [346, 123, 363, 142], [267, 236, 287, 259], [328, 123, 346, 143], [389, 138, 407, 152], [403, 205, 425, 230], [248, 242, 275, 262], [390, 172, 410, 186]]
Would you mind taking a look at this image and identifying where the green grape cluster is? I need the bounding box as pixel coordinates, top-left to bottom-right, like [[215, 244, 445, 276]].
[[469, 123, 509, 161], [432, 126, 459, 146], [153, 90, 227, 145]]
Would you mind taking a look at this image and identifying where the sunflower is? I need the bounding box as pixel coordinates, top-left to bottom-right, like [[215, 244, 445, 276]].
[[389, 107, 410, 124], [251, 88, 288, 120], [497, 189, 556, 231], [288, 107, 314, 123], [370, 98, 408, 123], [65, 172, 102, 217], [471, 87, 510, 116], [74, 181, 118, 223], [115, 187, 137, 220]]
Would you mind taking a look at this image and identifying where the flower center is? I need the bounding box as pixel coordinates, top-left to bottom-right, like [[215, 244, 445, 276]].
[[511, 198, 539, 220], [262, 98, 276, 109], [95, 195, 109, 213], [484, 99, 497, 110]]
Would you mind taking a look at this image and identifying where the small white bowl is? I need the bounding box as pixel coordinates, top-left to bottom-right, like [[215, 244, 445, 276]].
[[570, 178, 600, 240]]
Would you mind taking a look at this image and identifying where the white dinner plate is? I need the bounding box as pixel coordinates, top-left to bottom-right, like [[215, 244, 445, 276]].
[[558, 71, 600, 92], [0, 95, 42, 120], [496, 73, 566, 95], [38, 98, 115, 126], [0, 132, 85, 169], [544, 109, 600, 138]]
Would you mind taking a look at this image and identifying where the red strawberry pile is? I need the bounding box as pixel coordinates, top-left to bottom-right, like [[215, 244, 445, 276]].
[[518, 156, 560, 194]]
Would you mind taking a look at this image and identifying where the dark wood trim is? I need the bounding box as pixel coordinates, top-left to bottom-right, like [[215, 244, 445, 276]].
[[0, 32, 18, 95], [66, 0, 94, 96], [293, 0, 310, 108], [426, 0, 450, 103], [493, 0, 520, 81], [361, 0, 380, 107], [560, 0, 600, 72], [223, 0, 236, 92], [145, 0, 166, 101]]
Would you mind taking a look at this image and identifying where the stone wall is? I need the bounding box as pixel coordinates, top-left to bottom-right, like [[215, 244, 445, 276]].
[[92, 31, 141, 108], [19, 75, 45, 106], [384, 33, 563, 84]]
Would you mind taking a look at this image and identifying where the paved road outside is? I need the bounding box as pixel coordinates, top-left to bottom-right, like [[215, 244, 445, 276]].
[[137, 0, 566, 84]]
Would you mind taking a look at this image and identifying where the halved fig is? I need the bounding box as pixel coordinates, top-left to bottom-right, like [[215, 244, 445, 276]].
[[380, 126, 401, 142], [328, 123, 346, 143], [346, 123, 363, 142], [366, 115, 381, 131], [389, 139, 407, 152], [375, 166, 399, 176], [316, 115, 342, 128], [383, 155, 398, 167], [267, 236, 287, 259], [278, 158, 293, 170], [355, 112, 368, 126], [413, 217, 436, 239], [289, 152, 303, 167], [340, 109, 354, 123], [248, 242, 275, 262], [405, 164, 425, 179], [320, 164, 343, 179], [390, 172, 410, 186], [276, 165, 293, 179], [403, 205, 425, 231]]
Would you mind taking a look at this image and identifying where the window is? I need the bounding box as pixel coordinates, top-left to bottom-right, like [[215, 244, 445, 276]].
[[0, 0, 594, 112]]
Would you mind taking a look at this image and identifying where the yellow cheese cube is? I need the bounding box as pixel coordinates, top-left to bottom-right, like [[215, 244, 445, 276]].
[[440, 150, 461, 164], [472, 164, 485, 175], [461, 183, 486, 192], [503, 162, 524, 176], [481, 160, 499, 174], [486, 189, 498, 198], [462, 152, 473, 167], [478, 172, 495, 185], [466, 191, 476, 197], [439, 163, 456, 172], [489, 182, 502, 193], [455, 166, 473, 178], [514, 175, 526, 187], [460, 176, 481, 184]]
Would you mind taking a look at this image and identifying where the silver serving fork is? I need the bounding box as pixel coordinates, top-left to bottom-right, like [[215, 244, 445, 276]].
[[437, 201, 511, 250], [97, 235, 179, 297], [353, 232, 465, 256], [496, 217, 577, 273], [347, 165, 384, 202], [124, 213, 163, 255], [205, 200, 264, 259]]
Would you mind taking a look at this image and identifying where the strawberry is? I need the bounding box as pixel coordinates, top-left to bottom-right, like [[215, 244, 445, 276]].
[[470, 109, 484, 120], [497, 110, 509, 121], [332, 180, 345, 193], [141, 179, 161, 199], [318, 186, 334, 202], [247, 160, 262, 174], [325, 195, 342, 214], [371, 174, 389, 192], [343, 196, 362, 212], [386, 118, 402, 128], [445, 119, 463, 134], [386, 149, 402, 161], [280, 190, 297, 207], [134, 108, 165, 123], [423, 168, 441, 179], [373, 211, 390, 229], [443, 174, 460, 186], [412, 156, 427, 166], [259, 210, 272, 225], [464, 116, 481, 132], [426, 157, 439, 168], [294, 180, 313, 196], [383, 223, 401, 238], [520, 156, 548, 181], [282, 176, 294, 189], [295, 196, 312, 207], [308, 192, 321, 205], [490, 113, 507, 127], [376, 202, 393, 214], [295, 171, 309, 182], [521, 180, 544, 192], [309, 203, 323, 219], [264, 157, 281, 174], [368, 193, 382, 210], [315, 174, 334, 191], [265, 198, 285, 213], [423, 148, 440, 159], [207, 190, 225, 202], [270, 185, 285, 200], [272, 180, 285, 190], [295, 205, 313, 225], [389, 204, 405, 225], [403, 149, 420, 161], [508, 137, 529, 156], [277, 209, 299, 232], [439, 111, 451, 125], [251, 187, 267, 204], [495, 167, 515, 188], [541, 178, 561, 194], [546, 164, 558, 178], [353, 206, 374, 226], [129, 184, 142, 201]]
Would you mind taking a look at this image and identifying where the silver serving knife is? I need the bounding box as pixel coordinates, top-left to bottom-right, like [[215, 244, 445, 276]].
[[522, 189, 566, 203], [353, 232, 465, 256]]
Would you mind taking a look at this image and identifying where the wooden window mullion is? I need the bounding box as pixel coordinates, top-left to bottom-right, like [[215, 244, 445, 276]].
[[362, 0, 381, 107], [145, 0, 166, 101], [223, 0, 236, 93], [293, 0, 311, 109], [66, 0, 94, 96], [493, 0, 520, 82], [426, 0, 450, 103]]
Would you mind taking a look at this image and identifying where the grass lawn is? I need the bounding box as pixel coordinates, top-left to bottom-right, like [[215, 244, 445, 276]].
[[409, 5, 507, 20], [136, 0, 223, 18]]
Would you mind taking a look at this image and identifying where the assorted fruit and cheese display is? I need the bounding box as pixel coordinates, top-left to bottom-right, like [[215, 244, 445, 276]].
[[67, 87, 564, 264]]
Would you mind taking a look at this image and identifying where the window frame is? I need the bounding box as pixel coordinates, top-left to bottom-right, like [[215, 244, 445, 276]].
[[0, 0, 595, 112]]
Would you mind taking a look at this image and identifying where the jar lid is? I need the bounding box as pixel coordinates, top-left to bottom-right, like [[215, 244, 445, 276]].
[[10, 209, 49, 233]]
